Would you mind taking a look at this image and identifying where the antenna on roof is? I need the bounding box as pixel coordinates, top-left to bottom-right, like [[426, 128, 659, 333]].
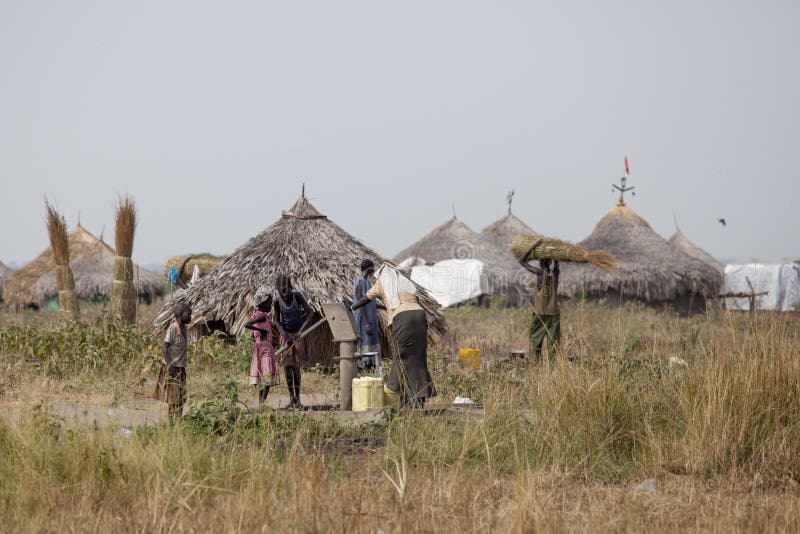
[[612, 176, 635, 205], [672, 212, 680, 232], [301, 182, 305, 198], [100, 224, 105, 242], [612, 156, 635, 205], [506, 189, 515, 214]]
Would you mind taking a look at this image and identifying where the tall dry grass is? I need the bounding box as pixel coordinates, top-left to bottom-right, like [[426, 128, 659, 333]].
[[1, 303, 800, 531]]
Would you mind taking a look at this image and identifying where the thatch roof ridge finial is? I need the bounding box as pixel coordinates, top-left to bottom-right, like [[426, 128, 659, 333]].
[[282, 188, 327, 220]]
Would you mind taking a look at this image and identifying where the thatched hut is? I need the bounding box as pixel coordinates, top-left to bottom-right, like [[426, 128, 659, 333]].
[[0, 261, 14, 302], [559, 203, 723, 312], [152, 194, 446, 367], [668, 229, 724, 273], [4, 224, 163, 310], [393, 217, 529, 305], [163, 254, 224, 284]]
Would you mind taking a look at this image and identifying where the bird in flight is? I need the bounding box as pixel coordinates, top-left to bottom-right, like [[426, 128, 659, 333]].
[[718, 218, 727, 227]]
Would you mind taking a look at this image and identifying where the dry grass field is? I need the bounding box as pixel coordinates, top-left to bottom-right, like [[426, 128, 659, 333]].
[[1, 300, 800, 532]]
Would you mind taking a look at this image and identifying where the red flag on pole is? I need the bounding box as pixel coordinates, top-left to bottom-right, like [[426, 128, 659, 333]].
[[624, 156, 630, 175]]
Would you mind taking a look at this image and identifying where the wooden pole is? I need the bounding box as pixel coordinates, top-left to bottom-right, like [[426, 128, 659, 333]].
[[339, 341, 358, 411]]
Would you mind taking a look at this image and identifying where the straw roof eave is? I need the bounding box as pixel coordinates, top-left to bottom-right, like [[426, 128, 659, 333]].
[[668, 230, 724, 273], [4, 224, 162, 307], [31, 244, 163, 304]]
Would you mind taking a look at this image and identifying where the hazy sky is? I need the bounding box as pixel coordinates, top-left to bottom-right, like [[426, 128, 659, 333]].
[[1, 1, 797, 268]]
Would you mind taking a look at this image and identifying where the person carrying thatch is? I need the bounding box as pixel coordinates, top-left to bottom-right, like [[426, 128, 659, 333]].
[[154, 302, 192, 420], [352, 263, 436, 408], [353, 259, 381, 372], [244, 287, 279, 407], [273, 275, 314, 408], [519, 239, 561, 364]]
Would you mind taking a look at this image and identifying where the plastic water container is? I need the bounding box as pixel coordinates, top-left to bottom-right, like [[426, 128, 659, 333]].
[[352, 377, 385, 411], [458, 348, 481, 370]]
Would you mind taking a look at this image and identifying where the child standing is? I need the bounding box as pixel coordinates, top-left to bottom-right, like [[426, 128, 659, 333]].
[[154, 302, 192, 420], [273, 274, 314, 408], [244, 287, 279, 407]]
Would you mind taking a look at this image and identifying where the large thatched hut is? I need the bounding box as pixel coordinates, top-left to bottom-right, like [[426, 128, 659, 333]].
[[559, 202, 723, 312], [4, 224, 163, 310], [393, 216, 529, 305], [0, 261, 14, 302], [152, 194, 446, 367], [668, 229, 724, 273]]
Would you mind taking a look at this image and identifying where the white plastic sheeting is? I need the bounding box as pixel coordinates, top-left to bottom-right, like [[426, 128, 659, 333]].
[[396, 256, 427, 272], [723, 263, 800, 311], [411, 259, 489, 308]]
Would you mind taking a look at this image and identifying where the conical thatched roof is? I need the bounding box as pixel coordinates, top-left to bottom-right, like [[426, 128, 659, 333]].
[[668, 230, 724, 273], [559, 204, 723, 303], [479, 211, 539, 252], [394, 217, 481, 264], [0, 261, 14, 302], [31, 241, 163, 306], [393, 217, 530, 304], [152, 195, 446, 365], [4, 224, 163, 309]]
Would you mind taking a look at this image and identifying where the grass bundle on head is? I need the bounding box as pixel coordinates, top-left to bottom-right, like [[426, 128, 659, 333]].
[[44, 199, 80, 316], [114, 194, 137, 258], [511, 234, 619, 274]]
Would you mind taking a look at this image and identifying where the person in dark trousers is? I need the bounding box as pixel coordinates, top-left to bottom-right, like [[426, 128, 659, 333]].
[[519, 239, 561, 364], [273, 275, 314, 408], [353, 259, 381, 372], [352, 264, 435, 408]]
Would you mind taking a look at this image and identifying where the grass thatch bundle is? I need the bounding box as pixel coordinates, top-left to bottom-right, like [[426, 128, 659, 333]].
[[511, 234, 619, 274], [114, 194, 137, 258], [111, 194, 138, 324], [44, 201, 79, 317], [163, 255, 223, 283]]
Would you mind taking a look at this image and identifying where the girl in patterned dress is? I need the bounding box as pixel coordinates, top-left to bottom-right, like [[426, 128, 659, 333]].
[[244, 287, 279, 406]]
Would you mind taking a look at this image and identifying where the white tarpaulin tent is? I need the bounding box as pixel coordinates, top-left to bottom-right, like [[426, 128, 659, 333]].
[[411, 259, 489, 308], [723, 263, 800, 311], [397, 256, 427, 272]]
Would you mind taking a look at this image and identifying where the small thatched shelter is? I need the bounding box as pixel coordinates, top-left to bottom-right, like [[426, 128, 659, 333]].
[[559, 203, 723, 312], [393, 216, 530, 305], [0, 261, 14, 302], [4, 224, 163, 310], [163, 255, 224, 283], [668, 229, 724, 273], [153, 194, 446, 367]]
